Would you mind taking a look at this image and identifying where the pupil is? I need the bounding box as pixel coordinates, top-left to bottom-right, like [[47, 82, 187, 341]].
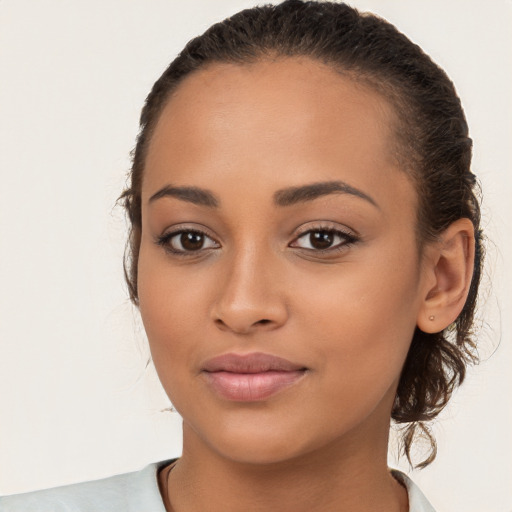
[[181, 232, 204, 250], [310, 231, 333, 249]]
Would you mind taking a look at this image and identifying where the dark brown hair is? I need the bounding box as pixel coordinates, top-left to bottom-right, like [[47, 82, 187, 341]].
[[120, 0, 483, 468]]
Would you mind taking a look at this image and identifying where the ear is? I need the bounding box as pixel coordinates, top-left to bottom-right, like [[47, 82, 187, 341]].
[[417, 218, 475, 333]]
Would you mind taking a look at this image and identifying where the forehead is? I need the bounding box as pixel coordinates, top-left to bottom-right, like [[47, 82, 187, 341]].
[[143, 57, 412, 212]]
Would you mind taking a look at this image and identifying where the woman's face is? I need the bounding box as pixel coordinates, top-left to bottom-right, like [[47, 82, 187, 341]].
[[138, 58, 434, 464]]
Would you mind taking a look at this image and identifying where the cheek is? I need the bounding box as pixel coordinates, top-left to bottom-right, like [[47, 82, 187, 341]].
[[137, 248, 206, 379], [295, 253, 421, 392]]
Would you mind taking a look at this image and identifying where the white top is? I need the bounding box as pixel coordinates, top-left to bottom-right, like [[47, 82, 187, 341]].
[[0, 461, 435, 512]]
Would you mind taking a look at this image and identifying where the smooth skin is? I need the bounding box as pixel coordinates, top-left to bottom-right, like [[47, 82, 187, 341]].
[[137, 58, 475, 512]]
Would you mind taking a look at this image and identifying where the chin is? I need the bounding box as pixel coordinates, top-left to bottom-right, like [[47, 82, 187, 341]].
[[185, 412, 337, 468], [212, 435, 312, 466]]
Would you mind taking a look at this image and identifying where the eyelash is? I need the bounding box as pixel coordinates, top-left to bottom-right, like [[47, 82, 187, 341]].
[[155, 228, 219, 256], [291, 225, 359, 254], [155, 225, 359, 257]]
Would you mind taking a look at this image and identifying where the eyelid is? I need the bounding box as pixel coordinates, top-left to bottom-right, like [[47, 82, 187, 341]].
[[292, 221, 358, 240], [289, 222, 359, 252], [154, 224, 221, 256]]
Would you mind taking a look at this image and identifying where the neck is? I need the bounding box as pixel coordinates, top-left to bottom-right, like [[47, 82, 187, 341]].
[[162, 425, 408, 512]]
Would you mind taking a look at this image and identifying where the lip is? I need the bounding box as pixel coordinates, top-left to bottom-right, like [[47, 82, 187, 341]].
[[201, 352, 308, 401]]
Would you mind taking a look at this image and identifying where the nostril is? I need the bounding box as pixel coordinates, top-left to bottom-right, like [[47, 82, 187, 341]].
[[213, 317, 275, 334]]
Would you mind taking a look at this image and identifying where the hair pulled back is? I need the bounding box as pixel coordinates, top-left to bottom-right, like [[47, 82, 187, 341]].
[[120, 0, 483, 468]]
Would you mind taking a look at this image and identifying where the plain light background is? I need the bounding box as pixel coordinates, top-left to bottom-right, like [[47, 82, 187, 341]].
[[0, 1, 511, 510]]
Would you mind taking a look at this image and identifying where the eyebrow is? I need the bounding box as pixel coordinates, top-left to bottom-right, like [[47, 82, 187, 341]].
[[149, 185, 219, 207], [148, 180, 378, 209], [273, 181, 379, 209]]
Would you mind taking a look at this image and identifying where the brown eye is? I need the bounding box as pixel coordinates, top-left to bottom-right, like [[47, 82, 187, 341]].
[[309, 231, 334, 250], [291, 228, 356, 252], [157, 229, 219, 255], [180, 232, 205, 251]]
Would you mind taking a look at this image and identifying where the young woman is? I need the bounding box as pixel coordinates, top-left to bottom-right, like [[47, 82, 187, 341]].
[[1, 1, 485, 511]]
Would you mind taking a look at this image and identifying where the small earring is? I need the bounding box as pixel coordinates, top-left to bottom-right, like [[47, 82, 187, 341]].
[[429, 315, 435, 321]]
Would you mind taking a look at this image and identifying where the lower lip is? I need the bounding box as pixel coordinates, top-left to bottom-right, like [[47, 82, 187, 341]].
[[203, 370, 306, 401]]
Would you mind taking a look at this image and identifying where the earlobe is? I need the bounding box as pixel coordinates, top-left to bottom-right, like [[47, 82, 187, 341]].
[[417, 218, 475, 333]]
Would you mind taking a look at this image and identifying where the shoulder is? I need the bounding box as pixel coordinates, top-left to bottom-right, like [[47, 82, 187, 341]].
[[391, 470, 436, 512], [0, 460, 172, 512]]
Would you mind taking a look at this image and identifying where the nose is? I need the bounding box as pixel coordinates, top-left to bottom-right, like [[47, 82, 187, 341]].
[[211, 246, 288, 335]]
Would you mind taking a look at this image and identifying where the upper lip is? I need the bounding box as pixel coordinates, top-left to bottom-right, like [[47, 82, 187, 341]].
[[202, 352, 307, 373]]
